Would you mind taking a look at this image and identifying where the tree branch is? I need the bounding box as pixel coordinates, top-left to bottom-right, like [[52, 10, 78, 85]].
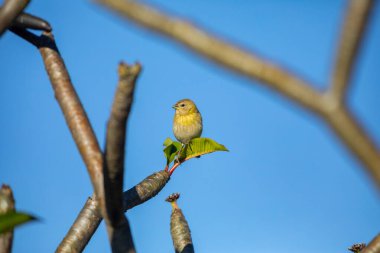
[[0, 185, 15, 253], [11, 28, 166, 252], [56, 170, 170, 253], [36, 32, 107, 216], [0, 0, 30, 36], [103, 62, 141, 253], [362, 233, 380, 253], [330, 0, 374, 102], [322, 103, 380, 186], [55, 197, 101, 253], [10, 29, 107, 209], [104, 62, 141, 226], [96, 0, 325, 115], [166, 193, 194, 253], [10, 12, 52, 32], [95, 0, 380, 189], [11, 29, 139, 252], [10, 29, 115, 248]]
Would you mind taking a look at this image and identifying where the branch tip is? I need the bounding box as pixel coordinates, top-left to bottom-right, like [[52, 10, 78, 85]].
[[10, 12, 52, 32], [166, 193, 180, 203], [118, 62, 142, 77], [348, 243, 366, 253]]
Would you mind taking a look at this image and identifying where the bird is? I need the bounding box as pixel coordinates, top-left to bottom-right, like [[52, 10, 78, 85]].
[[172, 99, 203, 161]]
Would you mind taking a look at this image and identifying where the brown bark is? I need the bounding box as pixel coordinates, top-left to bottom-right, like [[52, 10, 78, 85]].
[[0, 0, 29, 36], [56, 170, 170, 253], [166, 193, 194, 253], [103, 63, 141, 253]]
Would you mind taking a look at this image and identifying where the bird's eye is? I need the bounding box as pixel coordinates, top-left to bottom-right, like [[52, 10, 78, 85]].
[[180, 104, 185, 107]]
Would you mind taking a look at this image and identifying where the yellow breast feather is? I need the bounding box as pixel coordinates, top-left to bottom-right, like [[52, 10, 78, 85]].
[[175, 113, 201, 127]]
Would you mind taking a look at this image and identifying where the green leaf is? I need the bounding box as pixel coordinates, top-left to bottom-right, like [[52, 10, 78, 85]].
[[163, 137, 228, 165], [163, 137, 174, 147], [181, 138, 228, 160], [0, 211, 36, 233], [163, 141, 182, 165]]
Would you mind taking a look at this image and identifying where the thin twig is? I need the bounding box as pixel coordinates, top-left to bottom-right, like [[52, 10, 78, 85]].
[[0, 185, 15, 253], [362, 233, 380, 253], [103, 62, 141, 253], [0, 0, 30, 36], [96, 0, 380, 188], [169, 157, 191, 176], [169, 163, 181, 176], [330, 0, 374, 102]]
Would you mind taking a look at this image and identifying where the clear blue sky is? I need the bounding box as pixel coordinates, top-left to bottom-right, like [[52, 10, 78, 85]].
[[1, 1, 379, 252]]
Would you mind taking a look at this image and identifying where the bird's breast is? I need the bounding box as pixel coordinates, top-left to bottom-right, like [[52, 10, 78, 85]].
[[173, 113, 202, 143], [174, 113, 201, 126]]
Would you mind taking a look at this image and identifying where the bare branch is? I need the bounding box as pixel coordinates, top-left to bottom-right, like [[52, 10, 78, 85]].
[[10, 28, 114, 237], [0, 185, 15, 253], [56, 170, 170, 253], [104, 63, 141, 224], [10, 30, 137, 252], [56, 197, 101, 253], [103, 62, 141, 253], [95, 0, 380, 189], [330, 0, 374, 102], [96, 0, 325, 114], [36, 32, 107, 215], [0, 0, 30, 36], [10, 12, 52, 32], [11, 29, 166, 252], [166, 193, 194, 253], [322, 100, 380, 186], [362, 233, 380, 253]]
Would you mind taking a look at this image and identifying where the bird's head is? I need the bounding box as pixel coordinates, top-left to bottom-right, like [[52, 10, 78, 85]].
[[172, 99, 199, 115]]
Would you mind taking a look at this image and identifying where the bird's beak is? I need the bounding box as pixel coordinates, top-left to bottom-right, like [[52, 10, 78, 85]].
[[172, 104, 178, 109]]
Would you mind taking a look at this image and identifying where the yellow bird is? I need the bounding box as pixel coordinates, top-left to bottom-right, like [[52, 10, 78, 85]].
[[172, 99, 203, 145]]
